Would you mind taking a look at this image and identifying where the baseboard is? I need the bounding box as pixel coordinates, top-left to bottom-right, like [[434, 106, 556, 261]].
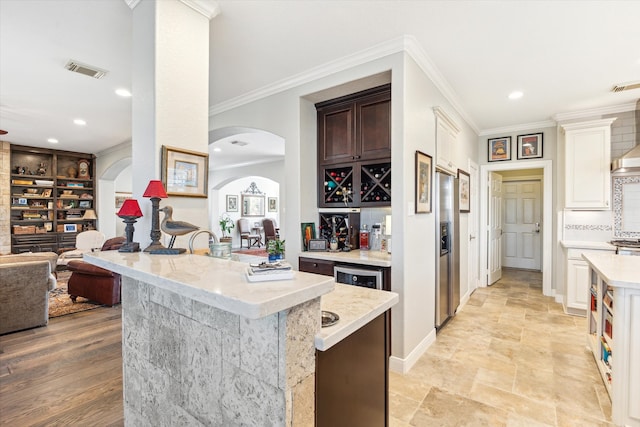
[[389, 328, 436, 374]]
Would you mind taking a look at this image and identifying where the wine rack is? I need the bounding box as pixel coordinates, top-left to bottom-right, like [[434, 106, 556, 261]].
[[321, 165, 354, 205], [360, 162, 391, 205], [318, 212, 360, 250]]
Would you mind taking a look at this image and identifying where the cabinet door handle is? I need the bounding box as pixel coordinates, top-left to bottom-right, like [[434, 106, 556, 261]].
[[313, 263, 318, 267]]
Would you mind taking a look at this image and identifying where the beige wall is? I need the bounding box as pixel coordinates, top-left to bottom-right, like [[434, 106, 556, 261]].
[[0, 141, 10, 254]]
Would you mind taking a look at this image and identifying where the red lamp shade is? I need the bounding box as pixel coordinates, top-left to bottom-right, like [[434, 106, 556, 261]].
[[143, 180, 168, 198], [117, 199, 143, 218]]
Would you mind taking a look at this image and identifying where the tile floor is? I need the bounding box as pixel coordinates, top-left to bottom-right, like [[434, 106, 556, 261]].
[[389, 268, 613, 427]]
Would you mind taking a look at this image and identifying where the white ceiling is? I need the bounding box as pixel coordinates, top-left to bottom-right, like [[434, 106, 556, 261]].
[[1, 1, 639, 163]]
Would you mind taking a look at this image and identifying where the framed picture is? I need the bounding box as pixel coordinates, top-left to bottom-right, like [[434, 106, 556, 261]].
[[415, 151, 432, 214], [78, 200, 92, 209], [517, 133, 543, 159], [241, 194, 265, 217], [226, 195, 238, 212], [488, 136, 511, 162], [268, 197, 278, 212], [161, 145, 209, 198], [41, 189, 52, 197], [301, 222, 317, 251], [64, 224, 77, 233], [115, 192, 131, 209], [458, 169, 470, 213]]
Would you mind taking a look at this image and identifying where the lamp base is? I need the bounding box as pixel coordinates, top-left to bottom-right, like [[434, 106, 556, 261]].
[[149, 248, 186, 255], [119, 242, 141, 253], [144, 242, 166, 252]]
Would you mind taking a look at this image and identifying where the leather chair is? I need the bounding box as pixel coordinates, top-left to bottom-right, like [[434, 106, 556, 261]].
[[66, 237, 125, 306], [262, 218, 280, 246], [238, 218, 261, 248]]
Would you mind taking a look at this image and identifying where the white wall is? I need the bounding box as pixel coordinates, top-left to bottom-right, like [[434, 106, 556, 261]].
[[209, 49, 480, 372], [95, 141, 132, 239], [214, 176, 280, 248]]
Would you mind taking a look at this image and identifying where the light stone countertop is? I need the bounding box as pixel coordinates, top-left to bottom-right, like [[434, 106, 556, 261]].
[[316, 283, 398, 351], [84, 251, 334, 319], [300, 249, 391, 267], [560, 240, 616, 251], [582, 253, 640, 289]]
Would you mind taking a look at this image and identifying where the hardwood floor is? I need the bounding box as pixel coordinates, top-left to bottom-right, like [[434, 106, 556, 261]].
[[0, 306, 124, 426]]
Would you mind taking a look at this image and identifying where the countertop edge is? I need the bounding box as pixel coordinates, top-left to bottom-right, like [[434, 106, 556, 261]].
[[300, 250, 391, 267], [582, 253, 640, 289], [84, 252, 336, 319], [560, 240, 616, 251], [315, 287, 398, 351]]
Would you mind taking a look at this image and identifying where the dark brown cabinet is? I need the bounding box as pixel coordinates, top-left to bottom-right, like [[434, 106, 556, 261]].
[[316, 84, 392, 208], [9, 144, 96, 254]]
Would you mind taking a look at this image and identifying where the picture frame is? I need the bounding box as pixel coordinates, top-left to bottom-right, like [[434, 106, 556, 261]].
[[415, 151, 432, 214], [301, 222, 317, 251], [488, 136, 511, 162], [241, 194, 265, 217], [115, 192, 131, 210], [64, 224, 77, 233], [517, 133, 543, 159], [78, 200, 92, 209], [226, 195, 238, 212], [161, 145, 209, 198], [268, 197, 278, 212], [41, 189, 52, 197], [458, 169, 471, 213]]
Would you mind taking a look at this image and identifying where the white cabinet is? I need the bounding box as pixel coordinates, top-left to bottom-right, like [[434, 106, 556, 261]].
[[586, 261, 640, 427], [433, 107, 460, 175], [563, 247, 614, 316], [562, 118, 616, 210]]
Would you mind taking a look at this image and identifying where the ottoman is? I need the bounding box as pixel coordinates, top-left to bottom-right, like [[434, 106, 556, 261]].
[[66, 260, 121, 306]]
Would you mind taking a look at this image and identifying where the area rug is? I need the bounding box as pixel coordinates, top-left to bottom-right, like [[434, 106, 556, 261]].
[[48, 271, 105, 318], [233, 248, 268, 258]]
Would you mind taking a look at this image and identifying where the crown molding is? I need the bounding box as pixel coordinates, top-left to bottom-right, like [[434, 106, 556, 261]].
[[209, 35, 479, 134], [553, 102, 636, 123], [179, 0, 220, 20], [123, 0, 141, 9], [124, 0, 220, 19], [479, 120, 557, 137]]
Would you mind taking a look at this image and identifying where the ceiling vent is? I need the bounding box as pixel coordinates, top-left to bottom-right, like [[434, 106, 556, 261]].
[[611, 81, 640, 92], [64, 60, 107, 79], [230, 140, 249, 147]]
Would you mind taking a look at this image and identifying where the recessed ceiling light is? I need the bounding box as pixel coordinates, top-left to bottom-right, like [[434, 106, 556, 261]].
[[213, 147, 222, 152], [508, 91, 523, 100], [74, 119, 86, 126], [47, 138, 58, 143], [115, 88, 132, 97]]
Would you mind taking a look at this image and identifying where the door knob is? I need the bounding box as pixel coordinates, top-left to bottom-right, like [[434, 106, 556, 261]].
[[534, 222, 540, 233]]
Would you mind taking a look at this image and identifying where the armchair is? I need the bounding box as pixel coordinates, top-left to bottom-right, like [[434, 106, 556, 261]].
[[238, 218, 261, 248], [57, 230, 106, 267], [66, 237, 125, 306]]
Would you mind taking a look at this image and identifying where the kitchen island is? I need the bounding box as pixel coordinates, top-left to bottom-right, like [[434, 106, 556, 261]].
[[84, 251, 397, 426], [582, 253, 640, 427]]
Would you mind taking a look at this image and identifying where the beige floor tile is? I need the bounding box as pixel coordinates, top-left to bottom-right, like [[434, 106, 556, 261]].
[[388, 269, 612, 427]]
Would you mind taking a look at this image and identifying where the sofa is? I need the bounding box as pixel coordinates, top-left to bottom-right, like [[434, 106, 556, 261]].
[[0, 252, 58, 335]]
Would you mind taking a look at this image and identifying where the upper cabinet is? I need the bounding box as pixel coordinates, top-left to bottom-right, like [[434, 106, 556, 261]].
[[316, 84, 391, 208], [433, 107, 460, 175], [317, 84, 391, 166], [562, 118, 616, 210]]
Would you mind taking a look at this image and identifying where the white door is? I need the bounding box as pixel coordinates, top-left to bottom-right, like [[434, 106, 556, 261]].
[[468, 162, 479, 291], [502, 180, 542, 270], [488, 172, 503, 285]]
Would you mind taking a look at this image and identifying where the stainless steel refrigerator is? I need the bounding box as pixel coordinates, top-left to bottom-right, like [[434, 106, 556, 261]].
[[435, 171, 460, 330]]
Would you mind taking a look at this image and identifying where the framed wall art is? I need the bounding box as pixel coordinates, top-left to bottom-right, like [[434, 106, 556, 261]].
[[301, 222, 317, 251], [415, 150, 432, 214], [241, 194, 265, 217], [268, 197, 278, 212], [226, 195, 238, 212], [458, 169, 470, 213], [488, 136, 511, 162], [517, 133, 543, 159], [115, 192, 132, 209], [161, 145, 209, 198]]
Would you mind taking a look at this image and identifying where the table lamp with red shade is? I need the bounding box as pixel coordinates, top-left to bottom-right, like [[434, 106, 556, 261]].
[[117, 199, 143, 252], [143, 180, 168, 252]]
